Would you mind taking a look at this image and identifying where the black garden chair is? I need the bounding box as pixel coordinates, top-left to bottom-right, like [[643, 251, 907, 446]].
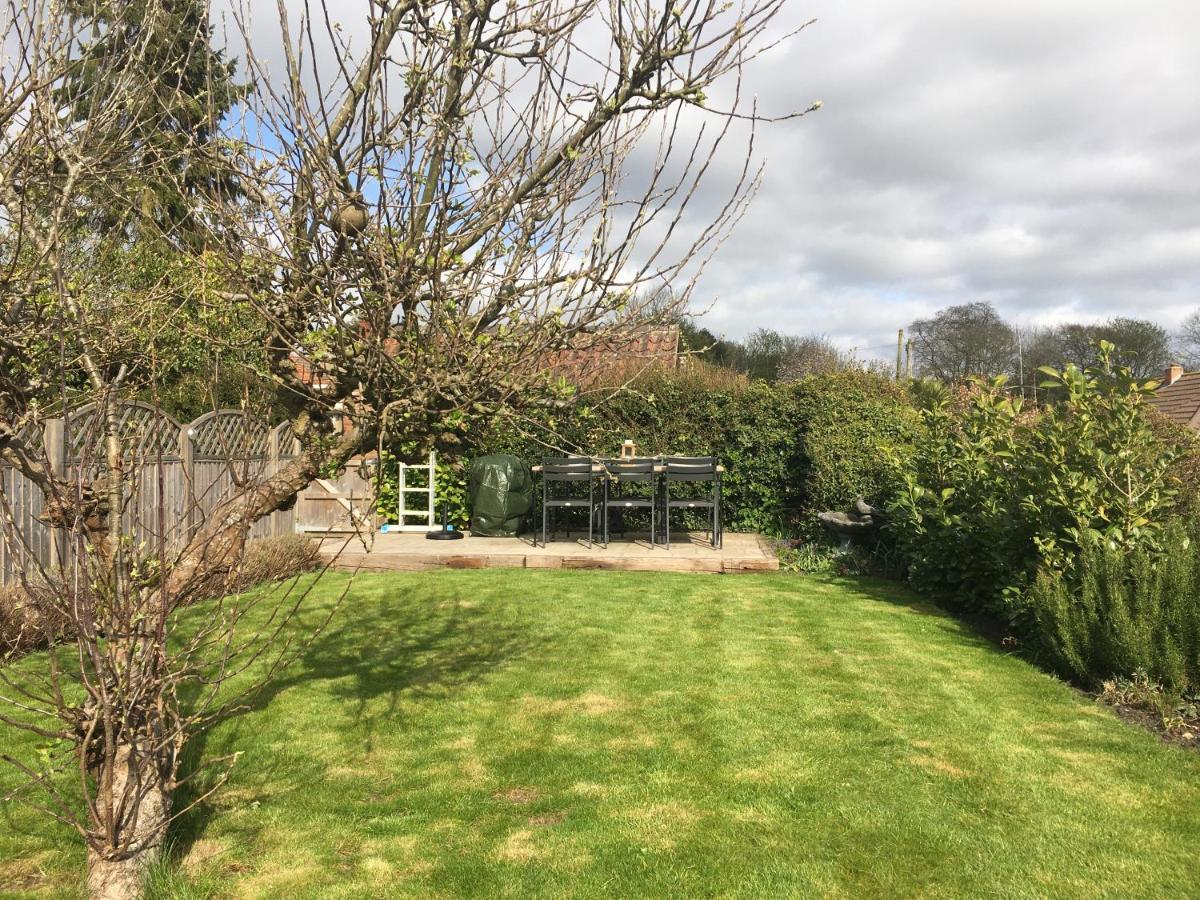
[[600, 457, 660, 547], [662, 456, 722, 549], [539, 457, 600, 547]]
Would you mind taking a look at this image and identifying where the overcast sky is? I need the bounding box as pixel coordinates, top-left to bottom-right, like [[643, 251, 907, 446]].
[[225, 0, 1200, 363], [681, 0, 1200, 361]]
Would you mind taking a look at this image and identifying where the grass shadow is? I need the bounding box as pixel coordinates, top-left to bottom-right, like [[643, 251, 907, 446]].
[[813, 573, 1016, 651], [167, 575, 541, 870]]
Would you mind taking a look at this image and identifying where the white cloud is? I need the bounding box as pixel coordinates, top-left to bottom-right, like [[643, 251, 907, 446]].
[[213, 0, 1200, 363], [673, 0, 1200, 362]]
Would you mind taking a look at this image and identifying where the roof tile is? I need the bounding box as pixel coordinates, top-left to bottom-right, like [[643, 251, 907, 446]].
[[1148, 372, 1200, 426]]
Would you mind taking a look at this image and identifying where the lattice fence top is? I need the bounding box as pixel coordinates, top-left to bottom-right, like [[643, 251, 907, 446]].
[[65, 402, 182, 463], [188, 411, 271, 460], [273, 421, 298, 458]]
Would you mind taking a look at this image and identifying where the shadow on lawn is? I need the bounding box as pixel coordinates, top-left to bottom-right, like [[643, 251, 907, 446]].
[[821, 574, 1015, 651], [168, 578, 540, 867]]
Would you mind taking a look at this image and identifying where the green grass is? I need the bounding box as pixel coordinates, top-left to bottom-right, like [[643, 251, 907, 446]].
[[3, 571, 1200, 898]]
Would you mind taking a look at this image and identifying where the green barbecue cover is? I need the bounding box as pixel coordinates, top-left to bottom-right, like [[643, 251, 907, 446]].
[[469, 454, 533, 536]]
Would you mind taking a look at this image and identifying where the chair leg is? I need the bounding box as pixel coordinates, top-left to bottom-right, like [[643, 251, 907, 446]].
[[602, 481, 609, 548], [712, 483, 717, 549], [715, 480, 723, 549]]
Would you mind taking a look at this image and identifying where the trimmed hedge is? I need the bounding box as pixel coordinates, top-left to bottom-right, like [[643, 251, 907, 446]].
[[790, 372, 921, 539], [377, 368, 920, 538]]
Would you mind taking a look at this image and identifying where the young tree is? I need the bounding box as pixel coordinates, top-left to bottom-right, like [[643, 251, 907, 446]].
[[0, 0, 811, 896]]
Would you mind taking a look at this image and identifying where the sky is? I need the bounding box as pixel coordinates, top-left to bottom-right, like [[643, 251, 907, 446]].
[[684, 0, 1200, 361], [218, 0, 1200, 364]]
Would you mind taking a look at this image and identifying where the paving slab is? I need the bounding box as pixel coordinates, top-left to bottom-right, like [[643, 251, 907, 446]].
[[316, 531, 779, 575]]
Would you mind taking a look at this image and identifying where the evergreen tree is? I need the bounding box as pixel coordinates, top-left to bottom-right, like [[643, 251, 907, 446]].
[[56, 0, 246, 248]]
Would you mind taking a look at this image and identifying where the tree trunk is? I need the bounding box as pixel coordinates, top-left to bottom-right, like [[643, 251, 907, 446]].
[[85, 743, 172, 900]]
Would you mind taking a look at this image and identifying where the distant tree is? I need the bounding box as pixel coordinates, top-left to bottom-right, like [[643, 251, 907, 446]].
[[909, 302, 1016, 382], [1096, 318, 1171, 378], [678, 321, 744, 370], [777, 335, 850, 381], [55, 0, 246, 248], [1027, 318, 1170, 382], [740, 328, 792, 380], [1176, 310, 1200, 370]]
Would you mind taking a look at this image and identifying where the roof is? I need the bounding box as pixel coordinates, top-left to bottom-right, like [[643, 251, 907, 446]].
[[288, 324, 680, 392], [547, 324, 680, 384], [1148, 371, 1200, 427]]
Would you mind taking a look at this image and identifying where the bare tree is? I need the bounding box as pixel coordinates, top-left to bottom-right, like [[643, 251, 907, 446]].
[[777, 334, 851, 381], [0, 0, 810, 895], [1174, 310, 1200, 371], [909, 302, 1016, 382]]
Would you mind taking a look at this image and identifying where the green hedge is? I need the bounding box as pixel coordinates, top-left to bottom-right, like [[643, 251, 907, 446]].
[[889, 343, 1194, 689], [376, 369, 919, 538], [790, 372, 921, 539]]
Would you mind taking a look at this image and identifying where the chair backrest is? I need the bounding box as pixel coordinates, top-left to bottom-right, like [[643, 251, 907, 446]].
[[541, 457, 595, 481], [663, 456, 718, 481], [602, 457, 658, 482]]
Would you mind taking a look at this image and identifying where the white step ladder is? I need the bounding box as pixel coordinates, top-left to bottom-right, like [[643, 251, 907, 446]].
[[395, 451, 437, 532]]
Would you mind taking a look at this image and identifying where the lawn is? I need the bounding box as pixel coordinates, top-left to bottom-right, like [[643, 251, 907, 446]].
[[2, 570, 1199, 898]]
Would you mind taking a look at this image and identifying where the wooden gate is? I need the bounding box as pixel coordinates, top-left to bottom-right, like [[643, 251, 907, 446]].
[[294, 459, 377, 533]]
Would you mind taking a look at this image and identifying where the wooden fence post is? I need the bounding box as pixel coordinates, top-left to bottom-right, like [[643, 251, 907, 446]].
[[267, 425, 280, 537], [43, 417, 65, 570], [180, 422, 196, 540]]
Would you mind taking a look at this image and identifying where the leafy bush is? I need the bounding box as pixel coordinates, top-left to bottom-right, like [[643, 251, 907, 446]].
[[1022, 348, 1178, 575], [1147, 409, 1200, 527], [376, 448, 470, 529], [1026, 527, 1200, 691], [890, 376, 1032, 613], [891, 343, 1180, 619], [790, 371, 921, 539]]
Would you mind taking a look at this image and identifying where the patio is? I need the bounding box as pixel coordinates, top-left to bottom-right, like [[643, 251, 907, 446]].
[[317, 530, 778, 575]]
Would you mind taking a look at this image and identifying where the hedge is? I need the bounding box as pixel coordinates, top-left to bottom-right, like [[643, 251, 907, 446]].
[[377, 367, 920, 538]]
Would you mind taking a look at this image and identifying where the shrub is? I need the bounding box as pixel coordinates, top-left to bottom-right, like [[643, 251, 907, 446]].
[[891, 343, 1180, 620], [376, 449, 470, 529], [2, 536, 321, 661], [1099, 670, 1200, 741], [0, 580, 71, 659], [1025, 526, 1200, 691], [790, 371, 921, 539], [1147, 409, 1200, 527], [776, 540, 886, 577], [889, 376, 1032, 614], [1021, 345, 1178, 576], [226, 534, 323, 593]]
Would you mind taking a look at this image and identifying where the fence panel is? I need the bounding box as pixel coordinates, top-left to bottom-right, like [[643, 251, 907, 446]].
[[0, 407, 309, 585], [0, 461, 51, 585]]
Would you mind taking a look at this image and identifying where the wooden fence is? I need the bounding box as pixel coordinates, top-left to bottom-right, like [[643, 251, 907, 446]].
[[0, 403, 299, 586]]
